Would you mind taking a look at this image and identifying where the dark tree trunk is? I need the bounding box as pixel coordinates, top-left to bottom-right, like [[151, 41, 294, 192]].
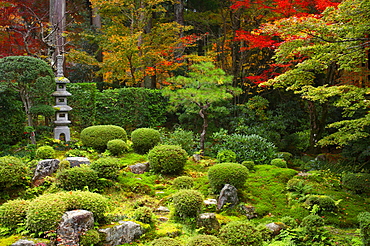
[[198, 103, 210, 155]]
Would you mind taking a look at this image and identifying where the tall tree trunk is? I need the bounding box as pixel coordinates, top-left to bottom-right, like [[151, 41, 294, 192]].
[[198, 103, 210, 155], [230, 9, 242, 87], [307, 100, 328, 154], [20, 94, 36, 145]]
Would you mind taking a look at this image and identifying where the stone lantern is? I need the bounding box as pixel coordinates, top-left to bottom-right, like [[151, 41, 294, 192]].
[[52, 55, 72, 141]]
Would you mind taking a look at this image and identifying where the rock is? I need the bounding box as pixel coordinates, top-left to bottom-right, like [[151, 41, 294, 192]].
[[56, 210, 94, 245], [193, 154, 201, 162], [99, 221, 143, 246], [32, 159, 60, 184], [158, 217, 169, 222], [11, 240, 35, 246], [66, 157, 90, 167], [197, 213, 220, 233], [155, 206, 170, 213], [217, 184, 239, 210], [129, 162, 149, 174], [240, 205, 257, 219], [266, 222, 286, 235], [204, 199, 217, 206]]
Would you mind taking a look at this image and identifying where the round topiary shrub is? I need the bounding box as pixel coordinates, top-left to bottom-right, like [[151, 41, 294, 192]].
[[0, 156, 29, 189], [56, 165, 99, 191], [216, 149, 237, 163], [148, 145, 188, 174], [186, 235, 223, 246], [107, 139, 129, 155], [208, 163, 249, 191], [26, 191, 109, 233], [0, 199, 30, 230], [36, 145, 56, 159], [358, 212, 370, 246], [300, 214, 324, 231], [150, 237, 182, 246], [219, 220, 263, 246], [241, 160, 255, 171], [133, 206, 154, 224], [90, 157, 121, 179], [57, 160, 71, 173], [80, 125, 127, 152], [270, 158, 287, 168], [172, 189, 204, 218], [173, 176, 194, 189], [80, 229, 101, 246], [305, 195, 336, 212], [131, 128, 161, 154], [342, 173, 370, 194]]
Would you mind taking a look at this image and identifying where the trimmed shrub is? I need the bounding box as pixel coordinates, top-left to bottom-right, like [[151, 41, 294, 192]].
[[186, 235, 223, 246], [80, 125, 127, 152], [0, 156, 28, 188], [79, 229, 101, 246], [161, 127, 196, 155], [241, 160, 255, 171], [56, 165, 99, 191], [342, 173, 370, 194], [151, 237, 182, 246], [172, 189, 204, 218], [107, 139, 128, 155], [90, 157, 121, 179], [131, 128, 161, 154], [133, 206, 154, 224], [173, 176, 194, 189], [65, 149, 89, 157], [35, 145, 55, 159], [270, 158, 287, 168], [216, 150, 237, 163], [358, 212, 370, 246], [148, 145, 188, 174], [208, 163, 249, 191], [305, 195, 336, 212], [57, 160, 71, 173], [0, 199, 30, 230], [219, 220, 263, 246], [300, 214, 324, 232], [26, 191, 109, 233]]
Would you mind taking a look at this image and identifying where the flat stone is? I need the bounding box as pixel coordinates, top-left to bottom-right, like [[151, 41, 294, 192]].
[[129, 162, 149, 174], [155, 206, 170, 213], [99, 221, 143, 246], [66, 157, 90, 167]]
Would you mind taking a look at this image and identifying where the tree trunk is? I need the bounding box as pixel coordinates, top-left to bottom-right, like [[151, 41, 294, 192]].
[[198, 104, 210, 155], [20, 93, 36, 145], [307, 100, 328, 154]]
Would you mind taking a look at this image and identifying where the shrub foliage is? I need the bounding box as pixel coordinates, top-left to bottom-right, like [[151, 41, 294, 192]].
[[148, 145, 188, 174], [208, 163, 249, 191], [131, 128, 161, 154]]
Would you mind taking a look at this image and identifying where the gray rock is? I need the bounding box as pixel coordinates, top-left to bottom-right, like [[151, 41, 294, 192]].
[[155, 206, 170, 213], [197, 213, 220, 233], [32, 159, 60, 182], [158, 217, 169, 222], [217, 184, 239, 210], [240, 204, 257, 219], [129, 162, 149, 174], [66, 157, 90, 167], [203, 199, 217, 206], [99, 221, 143, 246], [266, 222, 286, 235], [56, 210, 94, 245], [11, 240, 35, 246]]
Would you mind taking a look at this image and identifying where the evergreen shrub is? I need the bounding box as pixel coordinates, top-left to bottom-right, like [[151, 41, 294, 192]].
[[0, 156, 28, 188], [305, 195, 336, 212], [90, 157, 121, 179], [107, 139, 128, 155], [219, 220, 263, 246], [133, 206, 154, 224], [161, 127, 196, 155], [358, 212, 370, 246], [270, 158, 287, 168], [216, 149, 237, 163], [150, 237, 182, 246], [148, 145, 188, 174], [80, 125, 127, 152], [241, 160, 255, 171], [173, 176, 194, 189], [300, 214, 324, 233], [342, 173, 370, 194], [172, 189, 204, 218], [57, 160, 71, 172], [79, 229, 101, 246], [35, 145, 55, 159], [65, 149, 89, 157], [186, 235, 223, 246], [131, 128, 161, 154], [0, 199, 29, 230], [208, 163, 249, 191], [56, 165, 98, 191]]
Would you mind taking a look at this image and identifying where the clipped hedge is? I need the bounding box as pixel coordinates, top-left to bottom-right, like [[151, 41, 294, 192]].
[[36, 145, 55, 159], [148, 145, 188, 174], [56, 165, 99, 191], [0, 156, 29, 189], [208, 163, 249, 191], [131, 128, 161, 154], [151, 237, 182, 246], [186, 235, 223, 246], [107, 139, 128, 155], [172, 189, 204, 218], [90, 157, 121, 179], [219, 220, 263, 246], [0, 199, 30, 230], [80, 125, 127, 152]]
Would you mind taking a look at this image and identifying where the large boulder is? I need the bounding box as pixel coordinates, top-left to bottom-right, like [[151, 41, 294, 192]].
[[66, 157, 90, 167], [56, 210, 94, 245], [32, 159, 60, 185], [197, 213, 221, 233], [217, 184, 239, 210], [99, 221, 143, 246], [129, 162, 149, 174]]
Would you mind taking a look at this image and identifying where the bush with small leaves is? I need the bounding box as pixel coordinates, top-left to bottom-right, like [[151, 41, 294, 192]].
[[148, 145, 188, 174], [241, 161, 255, 171], [150, 237, 182, 246], [219, 220, 263, 246], [173, 176, 194, 189], [161, 127, 196, 155], [358, 212, 370, 246], [133, 206, 154, 224], [56, 165, 99, 191], [36, 145, 55, 159], [79, 229, 101, 246], [90, 157, 121, 179], [300, 214, 324, 233], [57, 160, 71, 173], [65, 149, 89, 157], [186, 235, 223, 246], [270, 158, 287, 168], [172, 189, 204, 218], [216, 149, 237, 163], [0, 156, 29, 189], [0, 199, 29, 230], [80, 125, 127, 152], [208, 163, 249, 191], [342, 173, 370, 194], [131, 128, 161, 154], [305, 195, 336, 212], [107, 139, 129, 155]]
